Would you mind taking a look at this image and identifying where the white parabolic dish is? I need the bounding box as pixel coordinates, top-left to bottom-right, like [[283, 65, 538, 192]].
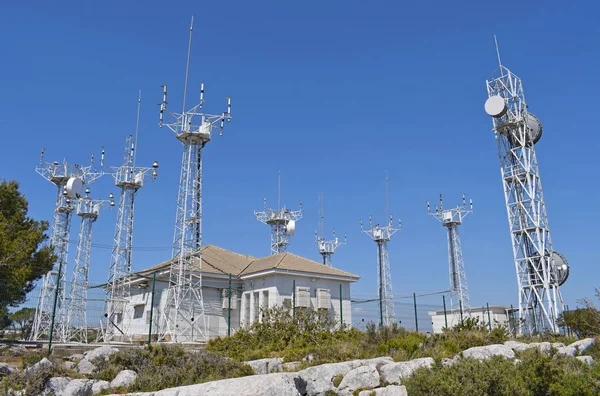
[[485, 95, 507, 118], [287, 220, 296, 236], [66, 177, 83, 198]]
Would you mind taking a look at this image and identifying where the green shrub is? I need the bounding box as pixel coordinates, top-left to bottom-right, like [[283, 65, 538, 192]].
[[332, 373, 343, 387], [92, 344, 253, 392]]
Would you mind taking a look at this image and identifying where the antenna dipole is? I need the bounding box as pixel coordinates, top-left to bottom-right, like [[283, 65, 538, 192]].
[[31, 150, 104, 342], [255, 172, 302, 255], [361, 176, 400, 328], [484, 49, 564, 334], [66, 190, 114, 343], [159, 19, 232, 343], [316, 193, 345, 267], [99, 96, 159, 343], [427, 193, 473, 319]]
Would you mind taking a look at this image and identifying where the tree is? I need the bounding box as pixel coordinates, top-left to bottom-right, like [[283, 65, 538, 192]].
[[0, 180, 55, 314], [558, 290, 600, 338], [9, 307, 36, 339]]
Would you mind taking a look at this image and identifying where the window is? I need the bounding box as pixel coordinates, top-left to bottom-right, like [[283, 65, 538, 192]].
[[295, 287, 311, 308], [316, 289, 331, 309], [133, 305, 145, 319], [262, 290, 269, 310]]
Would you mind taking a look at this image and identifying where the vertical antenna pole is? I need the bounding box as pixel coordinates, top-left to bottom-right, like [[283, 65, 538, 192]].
[[227, 273, 232, 336], [493, 35, 502, 70], [385, 173, 389, 220], [182, 16, 194, 114], [277, 170, 281, 211], [133, 90, 142, 167]]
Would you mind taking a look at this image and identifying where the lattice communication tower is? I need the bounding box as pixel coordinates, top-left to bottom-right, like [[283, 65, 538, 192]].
[[427, 194, 473, 317], [66, 189, 114, 343], [255, 172, 302, 255], [32, 149, 103, 342], [315, 193, 345, 266], [484, 38, 569, 334], [360, 177, 400, 327], [101, 95, 159, 342], [158, 18, 232, 342]]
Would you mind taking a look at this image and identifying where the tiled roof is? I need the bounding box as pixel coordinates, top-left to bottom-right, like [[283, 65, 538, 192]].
[[134, 245, 358, 280]]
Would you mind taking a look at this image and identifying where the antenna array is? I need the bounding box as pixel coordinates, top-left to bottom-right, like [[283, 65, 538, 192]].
[[66, 189, 114, 343], [315, 193, 345, 266], [427, 194, 473, 317], [158, 17, 232, 342], [255, 172, 302, 255], [484, 38, 564, 334], [32, 150, 104, 342], [360, 176, 400, 327]]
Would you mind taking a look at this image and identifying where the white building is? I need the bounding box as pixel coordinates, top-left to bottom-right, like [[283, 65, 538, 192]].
[[120, 245, 359, 342], [428, 305, 513, 334]]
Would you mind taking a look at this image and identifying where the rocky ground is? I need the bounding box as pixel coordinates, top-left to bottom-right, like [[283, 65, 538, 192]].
[[0, 338, 596, 396]]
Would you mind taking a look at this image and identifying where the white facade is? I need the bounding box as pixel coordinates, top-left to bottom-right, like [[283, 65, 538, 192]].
[[428, 306, 512, 334]]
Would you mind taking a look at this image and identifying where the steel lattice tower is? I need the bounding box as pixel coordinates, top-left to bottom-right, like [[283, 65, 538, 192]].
[[159, 18, 231, 343], [66, 190, 113, 343], [427, 194, 473, 316], [32, 150, 103, 342], [484, 38, 564, 334], [315, 194, 345, 266], [101, 127, 158, 342], [255, 172, 302, 255]]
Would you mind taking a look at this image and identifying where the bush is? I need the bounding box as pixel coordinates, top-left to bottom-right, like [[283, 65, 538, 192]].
[[403, 349, 600, 396], [92, 344, 254, 392]]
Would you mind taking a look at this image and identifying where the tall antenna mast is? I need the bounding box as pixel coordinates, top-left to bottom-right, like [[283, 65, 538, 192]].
[[316, 193, 345, 267], [100, 95, 159, 343], [159, 17, 232, 343], [255, 172, 302, 255], [360, 176, 401, 328], [31, 150, 104, 342], [66, 189, 113, 343], [427, 193, 473, 319], [484, 38, 567, 334]]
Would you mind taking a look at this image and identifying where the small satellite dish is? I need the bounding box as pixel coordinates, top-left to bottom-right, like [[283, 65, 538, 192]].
[[484, 95, 507, 118], [287, 220, 296, 236], [66, 177, 83, 198], [551, 251, 570, 286], [506, 112, 543, 147]]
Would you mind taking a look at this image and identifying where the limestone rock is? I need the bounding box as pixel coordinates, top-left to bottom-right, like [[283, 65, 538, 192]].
[[26, 357, 53, 374], [44, 377, 71, 396], [282, 361, 302, 372], [114, 372, 301, 396], [296, 361, 360, 395], [92, 380, 111, 395], [504, 341, 551, 354], [8, 345, 27, 356], [84, 346, 119, 362], [64, 361, 76, 370], [576, 356, 594, 365], [337, 365, 380, 393], [77, 359, 97, 375], [62, 379, 95, 396], [246, 358, 283, 375], [555, 346, 577, 357], [503, 341, 528, 350], [569, 338, 596, 355], [0, 363, 12, 376], [461, 344, 515, 361], [69, 353, 85, 362], [110, 370, 138, 388], [379, 357, 434, 385], [358, 385, 408, 396], [441, 358, 455, 367], [552, 343, 565, 349]]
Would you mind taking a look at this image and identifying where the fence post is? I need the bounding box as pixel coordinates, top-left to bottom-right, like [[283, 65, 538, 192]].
[[339, 284, 343, 327], [486, 303, 492, 331], [442, 295, 448, 328], [292, 279, 296, 317], [459, 300, 464, 326], [509, 304, 516, 337], [413, 292, 418, 332], [148, 271, 157, 345], [565, 305, 571, 338], [227, 273, 232, 337], [48, 259, 64, 356]]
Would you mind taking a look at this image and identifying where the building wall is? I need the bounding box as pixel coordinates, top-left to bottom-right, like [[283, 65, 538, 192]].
[[429, 307, 510, 334], [239, 274, 353, 328]]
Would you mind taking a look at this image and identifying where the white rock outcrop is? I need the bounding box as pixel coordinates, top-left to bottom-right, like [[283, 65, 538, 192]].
[[337, 365, 380, 393], [62, 379, 95, 396], [358, 385, 408, 396], [77, 359, 97, 375], [556, 338, 596, 357], [576, 356, 594, 365], [461, 344, 515, 361], [92, 380, 111, 395], [25, 357, 53, 374], [246, 358, 283, 375], [85, 346, 119, 362], [111, 370, 138, 388], [44, 377, 71, 395], [504, 341, 551, 354], [379, 357, 434, 385]]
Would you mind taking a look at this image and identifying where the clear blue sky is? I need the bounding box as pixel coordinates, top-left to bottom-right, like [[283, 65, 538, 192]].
[[1, 1, 599, 319]]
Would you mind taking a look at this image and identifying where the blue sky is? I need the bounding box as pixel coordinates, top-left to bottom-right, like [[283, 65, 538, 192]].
[[1, 1, 599, 322]]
